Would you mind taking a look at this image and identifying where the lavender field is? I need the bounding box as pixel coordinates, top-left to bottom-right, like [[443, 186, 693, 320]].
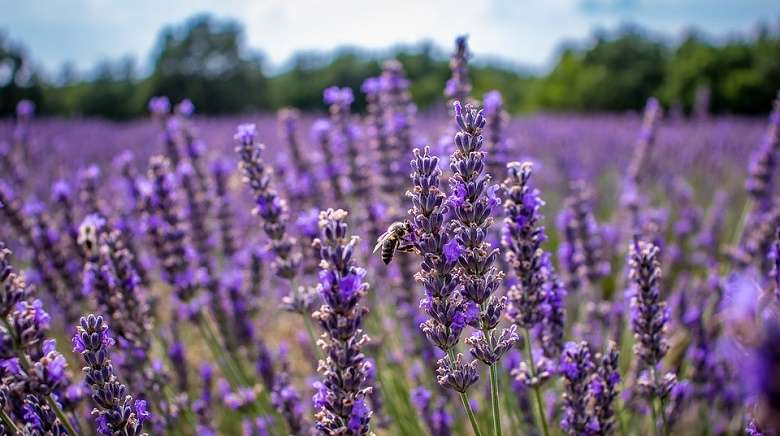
[[1, 38, 779, 436]]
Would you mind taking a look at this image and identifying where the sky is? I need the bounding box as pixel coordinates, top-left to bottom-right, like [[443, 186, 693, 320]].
[[1, 0, 778, 76]]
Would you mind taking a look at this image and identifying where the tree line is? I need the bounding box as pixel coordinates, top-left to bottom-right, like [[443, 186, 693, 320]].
[[1, 14, 778, 119]]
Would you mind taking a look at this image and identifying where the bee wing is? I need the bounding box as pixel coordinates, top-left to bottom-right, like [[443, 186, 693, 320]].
[[373, 232, 389, 253]]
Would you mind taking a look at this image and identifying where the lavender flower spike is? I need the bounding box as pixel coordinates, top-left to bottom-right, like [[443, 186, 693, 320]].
[[448, 101, 515, 436], [483, 90, 510, 180], [450, 101, 513, 352], [626, 97, 662, 188], [312, 209, 373, 435], [401, 145, 466, 351], [234, 123, 311, 313], [591, 341, 620, 435], [1, 242, 79, 435], [628, 238, 676, 433], [503, 161, 548, 330], [73, 314, 150, 435], [387, 139, 484, 436], [560, 341, 598, 435], [628, 239, 669, 368], [502, 161, 557, 436], [746, 92, 780, 211], [445, 36, 472, 106]]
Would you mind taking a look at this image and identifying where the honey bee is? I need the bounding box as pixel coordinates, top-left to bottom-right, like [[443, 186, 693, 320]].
[[374, 221, 414, 265]]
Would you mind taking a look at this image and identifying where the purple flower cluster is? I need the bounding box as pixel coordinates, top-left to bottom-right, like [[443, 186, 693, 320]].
[[560, 341, 598, 435], [235, 123, 310, 313], [445, 36, 472, 106], [628, 239, 670, 368], [745, 92, 780, 210], [503, 161, 549, 329], [142, 155, 203, 319], [72, 314, 149, 435], [367, 60, 415, 204], [592, 341, 620, 435], [403, 143, 477, 388], [483, 90, 510, 180], [558, 181, 610, 292], [1, 243, 77, 435], [628, 238, 677, 429], [449, 102, 516, 366], [78, 216, 151, 349], [279, 108, 321, 208], [312, 209, 373, 435]]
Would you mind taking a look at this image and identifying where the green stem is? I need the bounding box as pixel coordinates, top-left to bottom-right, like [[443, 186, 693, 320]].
[[447, 349, 484, 436], [523, 328, 550, 436], [196, 319, 276, 423], [459, 391, 483, 436], [0, 408, 19, 434], [658, 396, 669, 436], [617, 404, 630, 436], [489, 362, 501, 436], [482, 326, 500, 436], [730, 198, 753, 246], [202, 314, 253, 384], [46, 395, 79, 436], [196, 318, 285, 434], [698, 402, 711, 436], [196, 321, 244, 386], [303, 314, 323, 360], [291, 278, 324, 362], [650, 397, 659, 436]]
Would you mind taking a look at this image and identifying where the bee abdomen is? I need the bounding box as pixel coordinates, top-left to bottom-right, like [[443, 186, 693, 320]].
[[381, 240, 398, 264]]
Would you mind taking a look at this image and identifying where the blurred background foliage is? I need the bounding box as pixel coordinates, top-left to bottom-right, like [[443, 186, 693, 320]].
[[1, 13, 779, 119]]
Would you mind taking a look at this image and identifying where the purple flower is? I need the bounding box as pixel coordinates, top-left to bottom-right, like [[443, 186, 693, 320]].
[[628, 239, 670, 367], [341, 272, 365, 299], [449, 183, 467, 209], [148, 96, 170, 116], [51, 180, 72, 200], [323, 86, 354, 106], [348, 397, 370, 432], [2, 358, 21, 375], [176, 99, 195, 116], [361, 77, 382, 95], [73, 314, 147, 434], [560, 341, 596, 435], [443, 239, 462, 264], [486, 184, 501, 209], [312, 381, 328, 410], [134, 399, 150, 423], [311, 119, 331, 142], [295, 208, 320, 238], [410, 386, 432, 410], [16, 99, 36, 118], [483, 90, 503, 115], [445, 36, 471, 103], [503, 162, 550, 329], [312, 209, 373, 434], [235, 121, 301, 284], [234, 123, 257, 145]]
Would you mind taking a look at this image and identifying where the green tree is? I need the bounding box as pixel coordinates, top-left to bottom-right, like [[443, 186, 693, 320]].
[[147, 14, 270, 114], [76, 57, 141, 120], [532, 26, 668, 112], [0, 33, 44, 116]]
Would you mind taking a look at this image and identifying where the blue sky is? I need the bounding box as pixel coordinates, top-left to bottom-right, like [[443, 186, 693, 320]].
[[1, 0, 778, 76]]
